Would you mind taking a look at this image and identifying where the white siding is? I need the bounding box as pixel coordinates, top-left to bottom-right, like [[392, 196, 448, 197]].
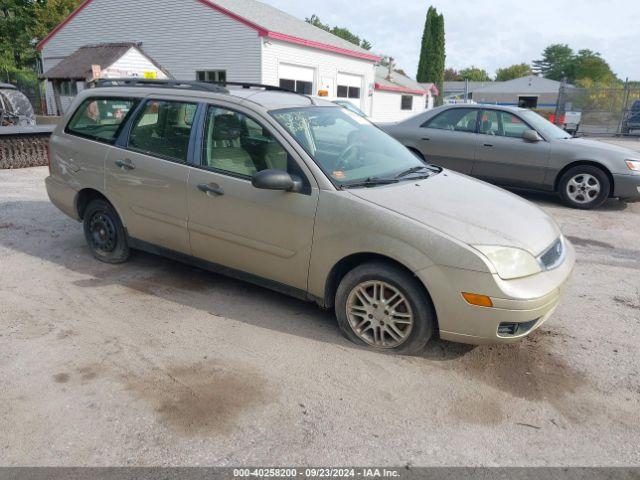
[[371, 90, 427, 123], [261, 39, 375, 114], [104, 48, 169, 79], [40, 0, 262, 82]]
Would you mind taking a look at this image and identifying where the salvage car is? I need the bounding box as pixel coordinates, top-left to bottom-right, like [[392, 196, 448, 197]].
[[46, 80, 575, 353], [382, 104, 640, 209], [0, 83, 36, 127]]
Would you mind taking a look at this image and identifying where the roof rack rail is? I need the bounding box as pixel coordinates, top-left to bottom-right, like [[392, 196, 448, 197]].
[[92, 78, 229, 93]]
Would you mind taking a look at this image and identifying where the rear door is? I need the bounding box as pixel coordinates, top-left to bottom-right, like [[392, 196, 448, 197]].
[[186, 103, 319, 291], [472, 109, 550, 188], [105, 98, 197, 254], [417, 107, 480, 174]]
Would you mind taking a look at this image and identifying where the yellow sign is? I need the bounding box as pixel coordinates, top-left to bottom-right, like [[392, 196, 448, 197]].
[[143, 71, 157, 79]]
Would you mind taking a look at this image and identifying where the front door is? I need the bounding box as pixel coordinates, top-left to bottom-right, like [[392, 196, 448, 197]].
[[417, 107, 480, 173], [105, 98, 198, 254], [473, 109, 550, 188], [187, 104, 318, 291]]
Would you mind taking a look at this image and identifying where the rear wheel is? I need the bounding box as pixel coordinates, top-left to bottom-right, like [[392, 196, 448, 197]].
[[335, 262, 435, 355], [558, 165, 610, 210], [83, 199, 130, 264]]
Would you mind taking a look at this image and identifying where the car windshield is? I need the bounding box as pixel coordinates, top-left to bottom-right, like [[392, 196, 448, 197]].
[[271, 106, 433, 186], [520, 110, 572, 140]]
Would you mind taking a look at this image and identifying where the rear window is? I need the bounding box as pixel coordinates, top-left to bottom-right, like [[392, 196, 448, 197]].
[[66, 97, 137, 143]]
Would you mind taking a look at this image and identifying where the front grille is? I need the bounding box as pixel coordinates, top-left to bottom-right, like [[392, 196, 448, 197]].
[[538, 237, 565, 271]]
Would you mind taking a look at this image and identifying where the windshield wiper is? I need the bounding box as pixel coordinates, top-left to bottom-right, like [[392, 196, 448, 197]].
[[342, 177, 400, 189], [395, 165, 432, 179]]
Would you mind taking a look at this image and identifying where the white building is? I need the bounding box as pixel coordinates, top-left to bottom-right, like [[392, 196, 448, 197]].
[[372, 66, 437, 122], [38, 0, 387, 116]]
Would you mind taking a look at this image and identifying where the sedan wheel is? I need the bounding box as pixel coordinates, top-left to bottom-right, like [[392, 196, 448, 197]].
[[566, 173, 601, 205], [558, 165, 610, 210], [346, 280, 414, 349]]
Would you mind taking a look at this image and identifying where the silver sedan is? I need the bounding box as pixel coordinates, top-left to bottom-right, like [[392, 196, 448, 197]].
[[381, 104, 640, 209]]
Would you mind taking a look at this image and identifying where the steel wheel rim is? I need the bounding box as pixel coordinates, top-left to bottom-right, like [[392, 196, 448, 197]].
[[346, 280, 414, 349], [567, 173, 601, 204], [89, 212, 117, 254]]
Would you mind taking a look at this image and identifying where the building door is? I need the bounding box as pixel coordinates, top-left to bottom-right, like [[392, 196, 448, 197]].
[[337, 73, 364, 109], [278, 64, 315, 95]]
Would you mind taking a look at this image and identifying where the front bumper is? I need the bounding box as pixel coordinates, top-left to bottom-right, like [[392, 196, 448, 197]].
[[612, 172, 640, 200], [416, 240, 575, 344]]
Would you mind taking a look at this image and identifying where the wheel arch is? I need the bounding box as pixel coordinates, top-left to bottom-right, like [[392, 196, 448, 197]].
[[554, 161, 615, 197], [323, 252, 439, 331], [75, 188, 123, 221]]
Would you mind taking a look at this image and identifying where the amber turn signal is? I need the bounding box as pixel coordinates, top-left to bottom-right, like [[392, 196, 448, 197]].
[[462, 292, 494, 308]]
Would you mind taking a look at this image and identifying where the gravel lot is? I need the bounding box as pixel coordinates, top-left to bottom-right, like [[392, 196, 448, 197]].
[[1, 166, 639, 467]]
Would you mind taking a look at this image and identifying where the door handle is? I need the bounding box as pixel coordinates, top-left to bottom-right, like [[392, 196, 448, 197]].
[[421, 137, 431, 141], [115, 159, 135, 171], [197, 183, 224, 196], [483, 143, 494, 147]]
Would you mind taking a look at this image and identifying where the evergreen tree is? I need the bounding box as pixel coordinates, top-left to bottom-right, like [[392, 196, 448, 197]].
[[417, 7, 445, 104], [416, 6, 435, 83]]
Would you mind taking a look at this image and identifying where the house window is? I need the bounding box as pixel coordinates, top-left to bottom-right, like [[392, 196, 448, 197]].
[[60, 80, 78, 96], [401, 95, 413, 111], [279, 79, 313, 95], [196, 70, 227, 84], [337, 85, 361, 99]]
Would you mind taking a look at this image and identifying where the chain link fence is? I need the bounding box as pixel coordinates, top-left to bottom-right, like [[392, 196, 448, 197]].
[[557, 80, 640, 136], [1, 69, 44, 115]]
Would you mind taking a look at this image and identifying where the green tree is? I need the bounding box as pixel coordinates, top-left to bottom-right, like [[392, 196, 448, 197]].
[[495, 63, 532, 81], [0, 0, 37, 70], [417, 7, 445, 104], [459, 66, 491, 81], [444, 68, 461, 81], [305, 14, 372, 50], [571, 49, 617, 85], [532, 44, 574, 81]]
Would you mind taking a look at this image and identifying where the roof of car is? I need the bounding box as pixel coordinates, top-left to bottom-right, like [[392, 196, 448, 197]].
[[87, 83, 337, 110], [439, 103, 527, 113]]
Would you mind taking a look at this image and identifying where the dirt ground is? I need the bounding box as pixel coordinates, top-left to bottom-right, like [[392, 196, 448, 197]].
[[1, 166, 639, 467]]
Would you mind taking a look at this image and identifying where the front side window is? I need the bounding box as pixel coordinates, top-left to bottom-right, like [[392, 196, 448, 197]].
[[66, 97, 137, 143], [271, 106, 434, 186], [424, 108, 478, 132], [401, 95, 413, 111], [128, 100, 197, 163], [479, 110, 532, 138], [202, 106, 300, 179]]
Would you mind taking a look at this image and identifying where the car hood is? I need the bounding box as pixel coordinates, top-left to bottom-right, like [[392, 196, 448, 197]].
[[556, 138, 639, 158], [348, 171, 560, 256]]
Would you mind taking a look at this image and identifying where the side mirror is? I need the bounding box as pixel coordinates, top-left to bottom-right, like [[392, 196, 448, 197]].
[[252, 169, 302, 193], [522, 129, 542, 142]]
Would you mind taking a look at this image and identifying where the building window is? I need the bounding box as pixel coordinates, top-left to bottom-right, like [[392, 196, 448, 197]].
[[60, 80, 78, 96], [279, 79, 313, 95], [518, 96, 538, 109], [196, 70, 227, 84], [401, 95, 413, 111], [337, 85, 361, 99]]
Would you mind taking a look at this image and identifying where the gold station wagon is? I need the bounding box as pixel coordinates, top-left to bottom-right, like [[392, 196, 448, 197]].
[[46, 79, 575, 354]]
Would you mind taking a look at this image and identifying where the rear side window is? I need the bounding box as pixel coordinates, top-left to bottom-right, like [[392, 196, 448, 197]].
[[66, 98, 137, 143], [423, 108, 478, 132], [128, 100, 197, 163]]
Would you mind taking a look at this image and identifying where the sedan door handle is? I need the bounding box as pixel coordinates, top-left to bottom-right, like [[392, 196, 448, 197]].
[[421, 137, 431, 141], [483, 143, 494, 147], [197, 183, 224, 196], [115, 159, 135, 171]]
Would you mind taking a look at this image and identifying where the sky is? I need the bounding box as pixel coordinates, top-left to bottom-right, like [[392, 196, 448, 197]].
[[260, 0, 640, 81]]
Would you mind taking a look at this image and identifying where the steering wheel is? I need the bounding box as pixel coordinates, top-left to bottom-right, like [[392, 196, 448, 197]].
[[335, 142, 360, 171]]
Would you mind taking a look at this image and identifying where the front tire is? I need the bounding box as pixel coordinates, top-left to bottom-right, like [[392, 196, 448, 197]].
[[558, 165, 610, 210], [83, 199, 130, 264], [335, 262, 435, 355]]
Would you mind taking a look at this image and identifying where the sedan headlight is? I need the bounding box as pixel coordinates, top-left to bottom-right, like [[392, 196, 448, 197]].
[[625, 160, 640, 171], [474, 245, 542, 280]]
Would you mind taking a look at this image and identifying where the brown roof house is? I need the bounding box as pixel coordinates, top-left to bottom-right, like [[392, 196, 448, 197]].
[[41, 42, 171, 115]]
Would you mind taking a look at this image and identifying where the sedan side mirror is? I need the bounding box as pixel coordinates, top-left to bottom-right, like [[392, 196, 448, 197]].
[[522, 129, 542, 142], [252, 169, 302, 193]]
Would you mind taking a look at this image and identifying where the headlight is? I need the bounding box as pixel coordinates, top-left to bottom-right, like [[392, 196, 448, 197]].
[[474, 245, 542, 280], [625, 160, 640, 171]]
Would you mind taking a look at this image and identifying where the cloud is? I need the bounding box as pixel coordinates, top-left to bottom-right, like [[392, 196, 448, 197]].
[[260, 0, 640, 80]]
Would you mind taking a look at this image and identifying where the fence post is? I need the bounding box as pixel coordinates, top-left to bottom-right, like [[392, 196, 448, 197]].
[[617, 78, 630, 136], [555, 78, 567, 126]]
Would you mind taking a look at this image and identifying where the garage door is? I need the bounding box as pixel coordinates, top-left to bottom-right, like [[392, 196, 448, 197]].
[[337, 72, 364, 108], [279, 64, 315, 95]]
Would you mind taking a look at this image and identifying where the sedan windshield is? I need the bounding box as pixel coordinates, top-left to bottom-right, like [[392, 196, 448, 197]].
[[520, 110, 571, 140], [271, 106, 434, 186]]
